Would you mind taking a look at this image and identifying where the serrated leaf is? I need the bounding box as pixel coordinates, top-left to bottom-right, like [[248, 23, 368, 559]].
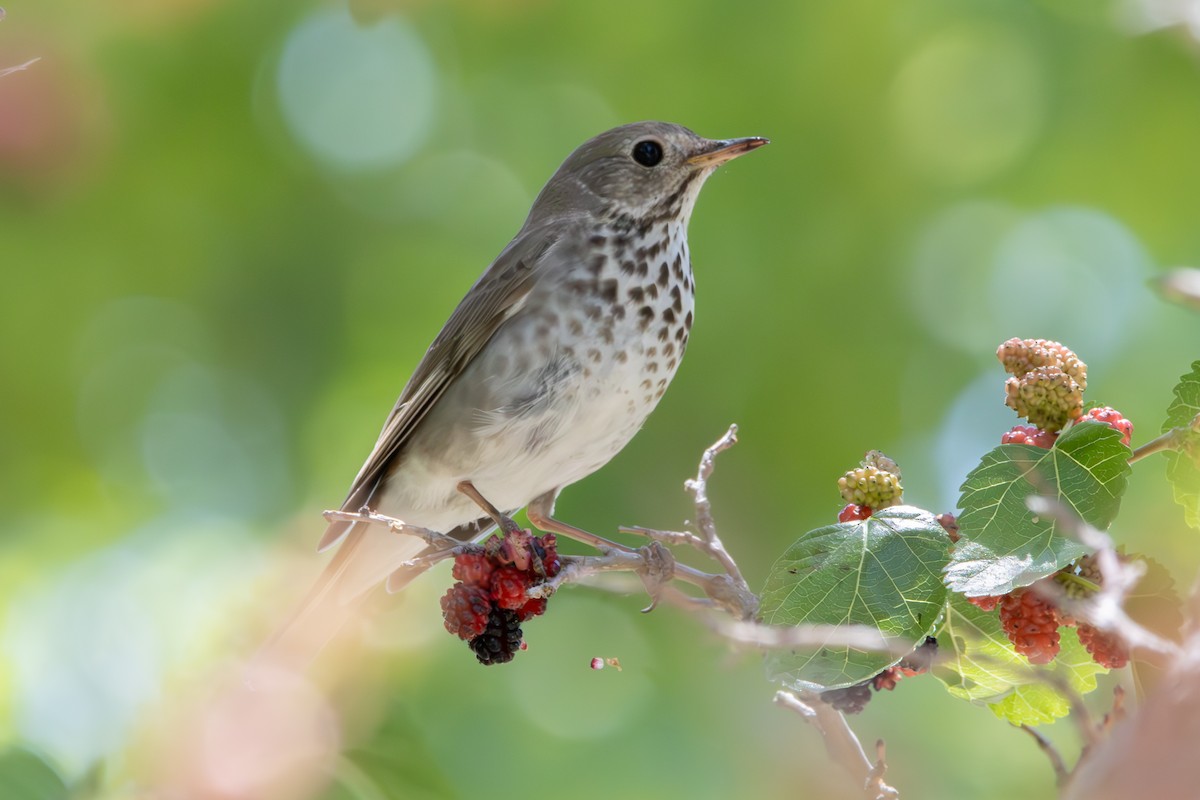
[[1162, 360, 1200, 528], [934, 594, 1107, 726], [760, 506, 949, 690], [946, 422, 1131, 596]]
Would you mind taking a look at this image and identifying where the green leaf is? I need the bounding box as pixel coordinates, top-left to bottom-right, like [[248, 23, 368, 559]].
[[934, 594, 1107, 726], [760, 505, 949, 690], [0, 748, 68, 800], [1162, 360, 1200, 529], [988, 683, 1068, 726], [935, 594, 1036, 703], [945, 422, 1131, 596], [988, 630, 1106, 726]]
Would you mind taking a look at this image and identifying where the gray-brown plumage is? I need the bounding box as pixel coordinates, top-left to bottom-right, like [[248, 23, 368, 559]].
[[265, 121, 767, 666]]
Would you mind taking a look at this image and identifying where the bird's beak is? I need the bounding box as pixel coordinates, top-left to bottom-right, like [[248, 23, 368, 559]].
[[687, 136, 770, 168]]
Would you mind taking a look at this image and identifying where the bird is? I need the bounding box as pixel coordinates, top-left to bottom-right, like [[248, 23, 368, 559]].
[[264, 121, 767, 667]]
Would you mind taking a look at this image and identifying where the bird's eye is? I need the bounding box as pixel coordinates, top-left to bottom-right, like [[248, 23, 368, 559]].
[[632, 140, 664, 167]]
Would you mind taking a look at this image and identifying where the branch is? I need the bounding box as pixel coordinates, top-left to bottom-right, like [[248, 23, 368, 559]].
[[696, 604, 897, 654], [684, 424, 748, 584], [325, 427, 903, 799], [619, 424, 758, 619], [1025, 496, 1181, 660], [0, 56, 40, 79], [774, 690, 899, 799], [1021, 724, 1070, 787], [1128, 411, 1200, 463], [322, 508, 460, 551]]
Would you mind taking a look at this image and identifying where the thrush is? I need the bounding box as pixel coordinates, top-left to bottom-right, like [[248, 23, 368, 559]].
[[267, 121, 767, 665]]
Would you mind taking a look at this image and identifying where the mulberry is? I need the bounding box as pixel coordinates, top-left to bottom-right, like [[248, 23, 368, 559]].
[[999, 588, 1061, 665]]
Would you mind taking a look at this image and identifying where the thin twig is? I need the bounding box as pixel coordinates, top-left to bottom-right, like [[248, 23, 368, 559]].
[[1099, 685, 1126, 737], [866, 740, 897, 800], [1026, 496, 1181, 659], [612, 425, 758, 618], [524, 549, 651, 598], [0, 56, 40, 79], [695, 602, 900, 654], [618, 524, 708, 551], [683, 424, 748, 585], [1128, 411, 1200, 463], [774, 690, 899, 799], [1021, 725, 1070, 787], [322, 508, 459, 550], [1042, 669, 1100, 749]]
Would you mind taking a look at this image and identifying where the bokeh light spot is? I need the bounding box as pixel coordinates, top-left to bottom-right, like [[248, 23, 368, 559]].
[[908, 201, 1023, 353], [276, 8, 436, 171], [989, 206, 1152, 360], [4, 516, 269, 774], [909, 203, 1152, 363], [890, 25, 1044, 184], [331, 150, 531, 236]]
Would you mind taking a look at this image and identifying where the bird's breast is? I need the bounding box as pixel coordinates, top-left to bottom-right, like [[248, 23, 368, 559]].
[[387, 222, 698, 524]]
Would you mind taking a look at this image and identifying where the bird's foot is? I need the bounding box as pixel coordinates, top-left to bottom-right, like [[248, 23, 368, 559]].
[[456, 480, 523, 535]]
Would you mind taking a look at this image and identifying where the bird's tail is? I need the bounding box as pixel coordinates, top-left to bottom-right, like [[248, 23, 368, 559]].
[[254, 521, 428, 673]]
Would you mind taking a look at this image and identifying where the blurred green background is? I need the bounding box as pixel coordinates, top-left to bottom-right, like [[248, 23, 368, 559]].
[[3, 0, 1200, 797]]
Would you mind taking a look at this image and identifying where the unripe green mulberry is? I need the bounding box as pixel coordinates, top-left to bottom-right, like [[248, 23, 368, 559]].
[[997, 337, 1088, 391], [1004, 365, 1084, 431], [1056, 553, 1102, 601], [838, 465, 903, 509]]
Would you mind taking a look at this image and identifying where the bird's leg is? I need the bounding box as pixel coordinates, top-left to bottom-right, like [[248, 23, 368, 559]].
[[456, 480, 523, 535], [526, 490, 636, 554]]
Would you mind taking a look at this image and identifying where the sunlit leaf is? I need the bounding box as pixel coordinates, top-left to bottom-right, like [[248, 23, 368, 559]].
[[1162, 360, 1200, 529], [760, 506, 949, 690], [935, 594, 1033, 702], [988, 683, 1068, 726], [945, 422, 1131, 596], [934, 594, 1106, 726]]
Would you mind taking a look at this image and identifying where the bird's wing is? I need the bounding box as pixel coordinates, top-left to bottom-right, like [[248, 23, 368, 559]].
[[317, 221, 570, 550]]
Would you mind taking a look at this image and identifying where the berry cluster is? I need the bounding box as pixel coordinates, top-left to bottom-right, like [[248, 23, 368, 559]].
[[964, 554, 1130, 669], [966, 595, 1000, 612], [837, 451, 903, 520], [820, 637, 938, 714], [997, 338, 1088, 387], [998, 588, 1061, 665], [1076, 623, 1129, 670], [998, 338, 1088, 431], [1074, 406, 1134, 447], [1001, 425, 1058, 449], [440, 529, 561, 665]]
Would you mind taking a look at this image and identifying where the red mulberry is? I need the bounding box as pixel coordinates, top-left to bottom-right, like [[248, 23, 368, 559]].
[[999, 588, 1061, 665], [440, 583, 492, 640]]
